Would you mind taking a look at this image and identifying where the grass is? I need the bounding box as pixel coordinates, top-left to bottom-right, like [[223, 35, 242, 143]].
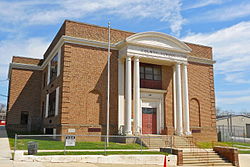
[[7, 130, 146, 150], [239, 150, 250, 154], [30, 151, 168, 156], [11, 138, 145, 150], [196, 141, 250, 149]]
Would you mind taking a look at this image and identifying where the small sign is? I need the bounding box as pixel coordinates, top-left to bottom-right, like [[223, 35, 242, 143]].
[[68, 128, 76, 133], [65, 135, 76, 146], [88, 128, 101, 132]]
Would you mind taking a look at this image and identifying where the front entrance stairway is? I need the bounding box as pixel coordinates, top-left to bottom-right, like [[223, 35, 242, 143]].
[[140, 135, 235, 166], [140, 135, 195, 148], [183, 150, 235, 166]]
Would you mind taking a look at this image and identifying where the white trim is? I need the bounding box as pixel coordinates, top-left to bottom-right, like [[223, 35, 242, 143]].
[[63, 35, 117, 50], [188, 56, 215, 65], [123, 45, 188, 65], [140, 91, 165, 134], [140, 88, 167, 94], [57, 48, 61, 76], [141, 98, 163, 134], [47, 61, 51, 85], [124, 31, 192, 53], [45, 94, 49, 118], [7, 35, 215, 80], [55, 87, 60, 116], [9, 63, 41, 70]]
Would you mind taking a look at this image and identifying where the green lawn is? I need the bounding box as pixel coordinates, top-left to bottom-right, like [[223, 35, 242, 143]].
[[10, 138, 145, 150], [239, 150, 250, 154], [7, 131, 146, 150], [196, 141, 250, 149], [32, 151, 167, 156]]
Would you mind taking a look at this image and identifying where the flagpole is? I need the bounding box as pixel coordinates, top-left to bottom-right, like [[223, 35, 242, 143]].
[[106, 22, 111, 146]]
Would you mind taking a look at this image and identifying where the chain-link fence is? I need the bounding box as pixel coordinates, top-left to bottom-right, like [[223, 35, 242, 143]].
[[217, 125, 250, 143], [14, 134, 174, 155]]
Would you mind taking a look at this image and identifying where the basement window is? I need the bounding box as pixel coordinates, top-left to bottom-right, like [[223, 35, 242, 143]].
[[20, 111, 29, 125]]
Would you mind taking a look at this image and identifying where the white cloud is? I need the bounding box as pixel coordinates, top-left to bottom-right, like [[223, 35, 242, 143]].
[[182, 21, 250, 83], [217, 89, 250, 96], [196, 2, 250, 22], [0, 37, 49, 78], [207, 3, 250, 21], [183, 0, 224, 10], [217, 96, 250, 105], [0, 0, 184, 35]]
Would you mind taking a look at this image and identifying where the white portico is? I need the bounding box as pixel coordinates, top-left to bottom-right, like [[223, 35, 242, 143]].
[[117, 32, 192, 136]]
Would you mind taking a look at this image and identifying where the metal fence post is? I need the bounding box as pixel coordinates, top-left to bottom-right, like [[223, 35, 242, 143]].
[[104, 135, 107, 156], [14, 134, 17, 155], [64, 136, 66, 155], [140, 135, 142, 154]]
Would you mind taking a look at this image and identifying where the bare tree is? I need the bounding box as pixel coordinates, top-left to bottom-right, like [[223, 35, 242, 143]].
[[0, 103, 6, 113], [216, 107, 235, 117]]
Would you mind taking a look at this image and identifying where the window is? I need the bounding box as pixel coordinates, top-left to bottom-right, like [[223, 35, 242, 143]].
[[140, 64, 162, 81], [50, 53, 58, 82], [45, 128, 53, 134], [43, 72, 46, 88], [20, 111, 29, 125], [41, 102, 45, 118], [48, 90, 56, 117]]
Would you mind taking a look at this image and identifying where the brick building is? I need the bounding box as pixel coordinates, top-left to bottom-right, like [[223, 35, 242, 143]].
[[6, 20, 217, 142]]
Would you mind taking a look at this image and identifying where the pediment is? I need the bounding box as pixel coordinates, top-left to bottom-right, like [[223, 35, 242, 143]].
[[125, 32, 191, 53]]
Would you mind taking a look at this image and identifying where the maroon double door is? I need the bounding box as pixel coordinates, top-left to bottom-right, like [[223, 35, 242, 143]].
[[142, 107, 157, 134]]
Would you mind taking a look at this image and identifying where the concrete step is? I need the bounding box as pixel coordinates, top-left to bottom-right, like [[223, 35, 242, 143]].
[[184, 155, 221, 159], [183, 162, 234, 166], [184, 158, 227, 163]]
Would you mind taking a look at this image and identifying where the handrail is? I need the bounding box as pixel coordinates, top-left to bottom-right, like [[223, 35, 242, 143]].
[[188, 137, 210, 165]]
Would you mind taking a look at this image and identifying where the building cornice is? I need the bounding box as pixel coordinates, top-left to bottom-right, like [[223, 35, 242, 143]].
[[8, 35, 216, 79], [188, 56, 216, 65], [8, 63, 42, 79]]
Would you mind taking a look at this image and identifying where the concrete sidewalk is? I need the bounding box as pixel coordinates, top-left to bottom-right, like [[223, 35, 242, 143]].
[[0, 126, 13, 167]]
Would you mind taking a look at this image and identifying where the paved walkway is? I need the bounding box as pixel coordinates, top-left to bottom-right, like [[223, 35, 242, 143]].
[[0, 126, 13, 167]]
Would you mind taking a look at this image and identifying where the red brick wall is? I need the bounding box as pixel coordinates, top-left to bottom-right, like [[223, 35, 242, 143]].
[[7, 68, 42, 131], [213, 146, 239, 167], [188, 62, 217, 142], [60, 43, 118, 135]]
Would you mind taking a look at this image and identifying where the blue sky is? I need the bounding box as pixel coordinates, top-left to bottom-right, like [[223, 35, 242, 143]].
[[0, 0, 250, 113]]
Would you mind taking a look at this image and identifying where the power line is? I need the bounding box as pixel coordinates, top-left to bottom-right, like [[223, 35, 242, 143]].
[[0, 94, 8, 98]]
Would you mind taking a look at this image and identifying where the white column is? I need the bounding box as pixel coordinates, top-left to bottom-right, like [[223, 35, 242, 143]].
[[45, 94, 49, 118], [175, 63, 183, 136], [125, 56, 132, 135], [182, 64, 191, 135], [118, 58, 125, 134], [172, 66, 177, 132], [133, 57, 140, 134]]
